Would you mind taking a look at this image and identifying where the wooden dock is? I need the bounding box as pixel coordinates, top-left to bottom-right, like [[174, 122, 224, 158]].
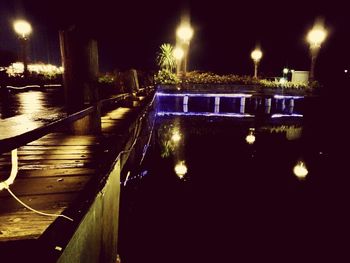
[[0, 92, 154, 261]]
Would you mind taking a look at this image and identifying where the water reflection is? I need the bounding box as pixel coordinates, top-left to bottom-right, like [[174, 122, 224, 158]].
[[293, 160, 308, 180], [158, 121, 183, 158], [261, 125, 303, 140], [174, 161, 187, 179], [0, 89, 64, 119], [171, 131, 181, 143], [245, 128, 256, 144], [17, 91, 45, 115]]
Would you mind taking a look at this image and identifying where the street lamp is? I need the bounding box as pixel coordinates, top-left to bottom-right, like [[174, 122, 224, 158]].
[[173, 46, 184, 76], [306, 23, 327, 83], [13, 19, 32, 78], [251, 48, 263, 78], [176, 22, 193, 74]]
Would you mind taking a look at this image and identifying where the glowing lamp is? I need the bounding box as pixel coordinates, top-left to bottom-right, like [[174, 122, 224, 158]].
[[13, 20, 32, 38], [173, 47, 184, 60], [176, 24, 193, 42], [251, 49, 263, 62], [307, 26, 327, 47]]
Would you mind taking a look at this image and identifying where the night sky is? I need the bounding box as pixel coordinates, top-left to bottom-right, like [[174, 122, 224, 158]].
[[0, 0, 349, 83]]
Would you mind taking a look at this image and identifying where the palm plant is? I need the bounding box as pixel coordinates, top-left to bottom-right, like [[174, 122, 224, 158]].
[[156, 43, 176, 72]]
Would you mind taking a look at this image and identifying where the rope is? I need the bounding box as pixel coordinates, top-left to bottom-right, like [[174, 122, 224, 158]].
[[6, 187, 74, 222], [1, 149, 73, 221]]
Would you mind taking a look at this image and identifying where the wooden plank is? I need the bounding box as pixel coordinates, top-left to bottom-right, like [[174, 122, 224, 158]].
[[0, 192, 78, 213], [0, 208, 67, 241], [0, 159, 94, 167], [27, 139, 99, 146], [0, 154, 93, 161], [0, 175, 91, 197], [17, 168, 96, 178], [1, 150, 93, 155], [19, 145, 96, 151]]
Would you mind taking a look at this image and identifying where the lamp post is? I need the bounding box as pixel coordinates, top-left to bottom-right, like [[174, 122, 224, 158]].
[[13, 20, 32, 78], [173, 46, 184, 77], [176, 23, 193, 75], [306, 24, 327, 83], [251, 48, 263, 78]]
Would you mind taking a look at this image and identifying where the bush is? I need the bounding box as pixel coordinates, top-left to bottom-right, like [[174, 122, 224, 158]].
[[154, 69, 180, 85]]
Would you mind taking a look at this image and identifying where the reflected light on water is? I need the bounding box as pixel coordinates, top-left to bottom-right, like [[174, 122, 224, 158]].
[[293, 161, 308, 179], [174, 161, 188, 179], [18, 91, 44, 115], [245, 128, 256, 144], [171, 131, 181, 142]]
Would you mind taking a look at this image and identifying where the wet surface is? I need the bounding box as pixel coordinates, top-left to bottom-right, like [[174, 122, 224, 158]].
[[0, 89, 66, 139], [119, 94, 346, 262]]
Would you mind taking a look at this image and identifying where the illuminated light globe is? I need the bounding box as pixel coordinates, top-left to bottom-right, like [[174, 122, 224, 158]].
[[173, 47, 184, 60], [245, 134, 256, 144], [13, 20, 32, 38], [283, 68, 289, 74], [307, 26, 327, 47], [293, 161, 308, 179], [174, 161, 188, 178], [171, 131, 181, 142], [176, 24, 193, 42], [251, 49, 262, 62]]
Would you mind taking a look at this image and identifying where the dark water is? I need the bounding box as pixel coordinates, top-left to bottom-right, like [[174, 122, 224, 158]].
[[0, 88, 64, 120], [119, 94, 346, 262]]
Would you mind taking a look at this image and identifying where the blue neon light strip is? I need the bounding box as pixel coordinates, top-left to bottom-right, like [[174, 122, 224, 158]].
[[274, 95, 304, 99], [271, 113, 303, 118], [157, 111, 255, 118], [156, 92, 252, 98]]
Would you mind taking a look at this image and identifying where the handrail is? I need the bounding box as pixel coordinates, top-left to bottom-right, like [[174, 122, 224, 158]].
[[0, 93, 132, 154]]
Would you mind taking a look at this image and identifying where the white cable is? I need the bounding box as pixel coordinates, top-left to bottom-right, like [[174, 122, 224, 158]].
[[6, 187, 74, 222], [1, 149, 73, 221], [0, 149, 18, 191]]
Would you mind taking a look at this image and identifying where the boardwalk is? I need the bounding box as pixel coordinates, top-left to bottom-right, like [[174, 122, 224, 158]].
[[0, 93, 151, 245]]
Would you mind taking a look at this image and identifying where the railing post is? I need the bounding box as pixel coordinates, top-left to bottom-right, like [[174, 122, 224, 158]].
[[281, 99, 286, 112], [240, 97, 246, 114], [183, 95, 188, 113], [288, 99, 294, 114], [214, 97, 220, 113], [265, 98, 271, 114]]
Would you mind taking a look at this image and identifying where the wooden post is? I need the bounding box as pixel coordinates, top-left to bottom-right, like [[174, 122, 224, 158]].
[[59, 26, 101, 134]]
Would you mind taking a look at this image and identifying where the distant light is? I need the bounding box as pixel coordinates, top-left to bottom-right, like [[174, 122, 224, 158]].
[[13, 20, 32, 38], [156, 92, 252, 98], [173, 47, 184, 60], [345, 69, 348, 73], [274, 95, 304, 99], [176, 24, 193, 42], [157, 111, 254, 118], [307, 24, 327, 47], [251, 48, 263, 62], [171, 131, 181, 142], [175, 161, 188, 178], [293, 161, 308, 179], [283, 68, 289, 74]]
